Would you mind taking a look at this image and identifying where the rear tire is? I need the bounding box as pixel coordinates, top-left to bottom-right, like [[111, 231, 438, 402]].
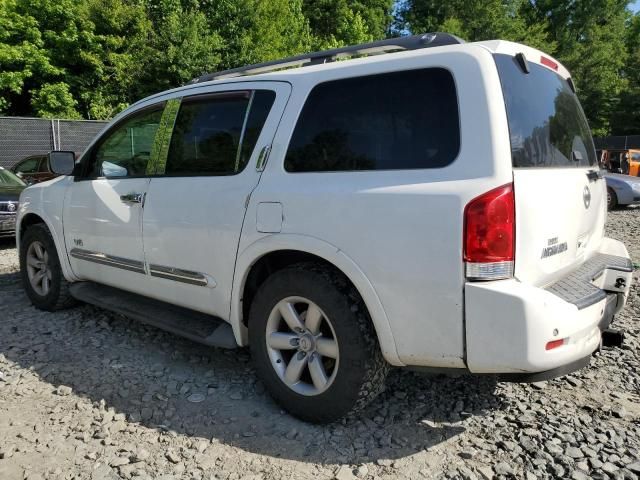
[[248, 262, 388, 423], [607, 188, 618, 210], [19, 224, 77, 311]]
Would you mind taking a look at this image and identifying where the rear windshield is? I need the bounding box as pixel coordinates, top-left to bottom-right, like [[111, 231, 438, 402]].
[[494, 54, 596, 168]]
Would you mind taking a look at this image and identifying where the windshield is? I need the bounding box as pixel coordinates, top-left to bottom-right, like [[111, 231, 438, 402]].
[[0, 168, 26, 186], [494, 54, 596, 168]]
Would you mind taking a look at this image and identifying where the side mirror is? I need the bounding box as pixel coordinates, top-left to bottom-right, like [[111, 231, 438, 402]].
[[48, 151, 76, 175]]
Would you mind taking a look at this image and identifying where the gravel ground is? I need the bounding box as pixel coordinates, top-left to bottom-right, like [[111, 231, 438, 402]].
[[0, 209, 639, 480]]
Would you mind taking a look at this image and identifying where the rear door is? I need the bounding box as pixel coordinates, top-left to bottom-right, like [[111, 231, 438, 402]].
[[494, 53, 606, 286], [140, 82, 290, 317]]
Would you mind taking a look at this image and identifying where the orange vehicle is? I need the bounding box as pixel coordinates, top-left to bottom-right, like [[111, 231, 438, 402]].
[[599, 149, 640, 176], [630, 150, 640, 176]]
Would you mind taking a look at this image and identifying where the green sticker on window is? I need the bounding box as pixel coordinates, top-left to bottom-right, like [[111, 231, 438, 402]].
[[147, 98, 181, 175]]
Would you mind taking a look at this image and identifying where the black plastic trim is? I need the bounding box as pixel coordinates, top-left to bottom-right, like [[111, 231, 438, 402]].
[[407, 355, 591, 382], [69, 282, 238, 349], [544, 253, 632, 310], [498, 355, 591, 382]]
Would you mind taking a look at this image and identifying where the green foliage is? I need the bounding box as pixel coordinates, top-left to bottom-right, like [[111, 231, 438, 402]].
[[31, 82, 81, 118], [233, 0, 311, 64], [0, 0, 62, 114], [395, 0, 556, 63], [0, 0, 637, 136], [396, 0, 638, 135], [524, 0, 630, 136], [140, 8, 223, 92], [303, 0, 393, 48], [611, 12, 640, 134]]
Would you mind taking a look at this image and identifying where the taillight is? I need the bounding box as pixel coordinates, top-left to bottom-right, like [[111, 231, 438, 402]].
[[464, 183, 515, 280]]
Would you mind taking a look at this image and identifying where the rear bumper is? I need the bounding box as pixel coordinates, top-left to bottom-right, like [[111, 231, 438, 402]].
[[465, 237, 632, 375]]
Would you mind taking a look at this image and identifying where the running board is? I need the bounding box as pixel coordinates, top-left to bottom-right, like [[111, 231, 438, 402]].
[[69, 282, 238, 349]]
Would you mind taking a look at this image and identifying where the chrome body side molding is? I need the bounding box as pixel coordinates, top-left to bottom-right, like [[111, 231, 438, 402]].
[[69, 248, 146, 274], [149, 264, 210, 287], [70, 249, 212, 286]]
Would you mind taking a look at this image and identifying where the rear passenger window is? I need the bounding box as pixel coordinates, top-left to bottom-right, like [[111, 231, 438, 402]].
[[16, 157, 42, 173], [239, 91, 276, 171], [285, 68, 459, 172], [165, 91, 275, 176]]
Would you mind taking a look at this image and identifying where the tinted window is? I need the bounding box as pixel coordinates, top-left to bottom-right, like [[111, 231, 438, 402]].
[[166, 93, 251, 176], [239, 91, 276, 171], [16, 157, 42, 173], [93, 107, 163, 178], [0, 168, 26, 186], [285, 68, 459, 172], [495, 54, 596, 168]]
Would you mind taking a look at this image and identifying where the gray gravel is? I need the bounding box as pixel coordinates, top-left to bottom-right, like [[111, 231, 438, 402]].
[[0, 207, 639, 480]]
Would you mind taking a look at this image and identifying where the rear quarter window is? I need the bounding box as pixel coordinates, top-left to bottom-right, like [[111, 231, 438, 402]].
[[284, 68, 460, 172]]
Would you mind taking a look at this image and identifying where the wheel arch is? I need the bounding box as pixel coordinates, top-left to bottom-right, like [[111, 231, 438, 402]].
[[231, 234, 403, 366], [18, 212, 47, 240], [17, 211, 77, 282]]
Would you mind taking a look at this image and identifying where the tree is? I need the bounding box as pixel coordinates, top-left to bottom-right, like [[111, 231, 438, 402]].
[[525, 0, 630, 136], [137, 7, 223, 94], [394, 0, 554, 52], [0, 0, 63, 115], [31, 82, 81, 118], [395, 0, 637, 135], [0, 0, 151, 119], [303, 0, 393, 48], [231, 0, 311, 65], [611, 12, 640, 134], [83, 0, 153, 119]]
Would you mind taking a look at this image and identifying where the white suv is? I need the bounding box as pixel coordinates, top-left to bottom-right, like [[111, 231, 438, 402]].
[[17, 33, 633, 423]]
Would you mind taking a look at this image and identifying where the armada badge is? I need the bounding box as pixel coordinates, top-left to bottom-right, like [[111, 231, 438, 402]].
[[583, 186, 591, 209], [7, 202, 16, 212]]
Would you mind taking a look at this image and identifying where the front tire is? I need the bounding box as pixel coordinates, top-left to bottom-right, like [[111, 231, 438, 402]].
[[19, 224, 77, 311], [607, 188, 618, 210], [248, 263, 388, 423]]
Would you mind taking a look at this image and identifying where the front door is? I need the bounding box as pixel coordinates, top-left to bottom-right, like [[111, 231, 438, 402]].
[[63, 105, 164, 292], [140, 82, 291, 318]]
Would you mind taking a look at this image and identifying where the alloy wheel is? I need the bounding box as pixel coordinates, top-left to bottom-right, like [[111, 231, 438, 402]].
[[265, 296, 339, 396], [26, 241, 52, 296]]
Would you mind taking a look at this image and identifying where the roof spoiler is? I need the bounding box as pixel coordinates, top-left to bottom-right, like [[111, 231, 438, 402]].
[[188, 32, 465, 85]]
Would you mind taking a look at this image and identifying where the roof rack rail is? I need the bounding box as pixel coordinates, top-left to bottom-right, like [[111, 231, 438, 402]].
[[188, 32, 464, 85]]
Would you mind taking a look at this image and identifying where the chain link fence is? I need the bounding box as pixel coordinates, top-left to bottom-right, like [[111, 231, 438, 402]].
[[0, 117, 108, 168]]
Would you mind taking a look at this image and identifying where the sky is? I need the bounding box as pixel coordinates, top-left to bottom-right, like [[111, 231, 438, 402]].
[[632, 0, 640, 12]]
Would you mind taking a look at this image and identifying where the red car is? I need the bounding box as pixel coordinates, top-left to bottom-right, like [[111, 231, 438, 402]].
[[11, 154, 59, 184]]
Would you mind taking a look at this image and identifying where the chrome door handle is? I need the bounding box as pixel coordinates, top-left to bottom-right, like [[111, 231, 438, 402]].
[[120, 193, 144, 204], [256, 145, 271, 172]]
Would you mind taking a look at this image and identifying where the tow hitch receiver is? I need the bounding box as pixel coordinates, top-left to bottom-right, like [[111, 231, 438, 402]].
[[601, 328, 625, 348]]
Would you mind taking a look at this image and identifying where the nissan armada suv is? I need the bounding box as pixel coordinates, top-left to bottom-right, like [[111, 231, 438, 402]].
[[17, 33, 633, 423]]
